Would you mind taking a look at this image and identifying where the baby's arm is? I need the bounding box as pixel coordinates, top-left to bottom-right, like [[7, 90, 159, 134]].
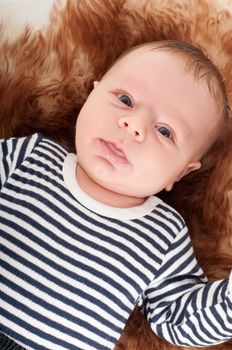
[[140, 226, 232, 346], [0, 133, 41, 189]]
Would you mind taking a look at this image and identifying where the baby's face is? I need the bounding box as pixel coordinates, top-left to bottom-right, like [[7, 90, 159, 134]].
[[75, 48, 219, 207]]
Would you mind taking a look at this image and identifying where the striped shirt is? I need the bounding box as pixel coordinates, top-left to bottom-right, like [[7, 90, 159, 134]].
[[0, 133, 232, 350]]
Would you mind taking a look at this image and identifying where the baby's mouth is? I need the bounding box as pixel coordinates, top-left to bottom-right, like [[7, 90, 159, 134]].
[[99, 139, 129, 164]]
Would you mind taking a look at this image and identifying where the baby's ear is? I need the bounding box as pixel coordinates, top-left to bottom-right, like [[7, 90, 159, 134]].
[[165, 161, 201, 192], [178, 161, 202, 181], [93, 81, 99, 88]]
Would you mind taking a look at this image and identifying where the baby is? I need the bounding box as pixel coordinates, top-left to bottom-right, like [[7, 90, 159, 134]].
[[0, 40, 232, 350]]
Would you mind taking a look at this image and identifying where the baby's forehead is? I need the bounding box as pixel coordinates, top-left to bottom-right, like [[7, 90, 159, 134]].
[[104, 50, 190, 90], [103, 47, 209, 96], [110, 45, 187, 75]]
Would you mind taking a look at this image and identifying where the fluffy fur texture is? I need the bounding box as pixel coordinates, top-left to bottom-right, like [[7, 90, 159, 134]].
[[1, 0, 232, 349]]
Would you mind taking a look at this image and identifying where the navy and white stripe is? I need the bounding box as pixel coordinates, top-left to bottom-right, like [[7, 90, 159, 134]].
[[0, 134, 232, 350]]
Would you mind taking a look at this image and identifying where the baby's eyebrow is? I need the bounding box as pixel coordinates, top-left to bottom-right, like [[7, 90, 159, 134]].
[[117, 73, 149, 95]]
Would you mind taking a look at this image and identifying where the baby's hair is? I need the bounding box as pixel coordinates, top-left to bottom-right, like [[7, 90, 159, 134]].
[[106, 39, 230, 158]]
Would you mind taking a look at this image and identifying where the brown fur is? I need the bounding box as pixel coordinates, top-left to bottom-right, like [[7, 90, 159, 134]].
[[1, 0, 232, 349]]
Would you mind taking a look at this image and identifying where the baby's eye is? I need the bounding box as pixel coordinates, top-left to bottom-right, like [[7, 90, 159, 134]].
[[118, 94, 133, 107], [156, 126, 172, 139]]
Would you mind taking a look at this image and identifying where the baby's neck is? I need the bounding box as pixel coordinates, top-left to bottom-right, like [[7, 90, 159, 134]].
[[76, 165, 145, 208]]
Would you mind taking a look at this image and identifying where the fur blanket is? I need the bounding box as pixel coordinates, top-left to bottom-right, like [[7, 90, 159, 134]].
[[1, 0, 232, 349]]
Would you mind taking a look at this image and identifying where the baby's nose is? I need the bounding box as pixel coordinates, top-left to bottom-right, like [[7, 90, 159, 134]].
[[118, 116, 145, 142]]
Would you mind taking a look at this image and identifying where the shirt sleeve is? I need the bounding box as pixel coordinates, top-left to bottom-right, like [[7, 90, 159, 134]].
[[0, 133, 41, 190], [140, 225, 232, 347]]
